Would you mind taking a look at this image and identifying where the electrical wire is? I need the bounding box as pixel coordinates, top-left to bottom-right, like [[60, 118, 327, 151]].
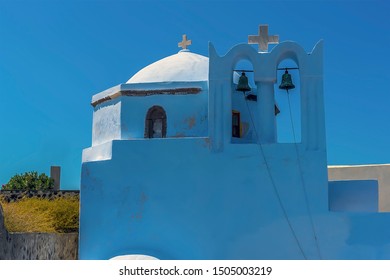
[[243, 93, 308, 259], [286, 90, 323, 259]]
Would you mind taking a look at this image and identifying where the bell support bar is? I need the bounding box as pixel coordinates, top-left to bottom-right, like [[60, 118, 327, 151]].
[[234, 70, 254, 72], [234, 67, 299, 72], [277, 67, 299, 70]]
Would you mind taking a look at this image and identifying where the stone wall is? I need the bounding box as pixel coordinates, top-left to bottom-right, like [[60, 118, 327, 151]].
[[0, 190, 79, 203], [0, 203, 78, 260], [0, 205, 9, 259]]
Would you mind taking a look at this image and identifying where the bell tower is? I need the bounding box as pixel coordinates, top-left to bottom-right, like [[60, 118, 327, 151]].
[[208, 24, 325, 151], [206, 25, 327, 259]]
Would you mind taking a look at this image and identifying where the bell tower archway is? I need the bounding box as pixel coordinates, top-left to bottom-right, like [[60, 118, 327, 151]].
[[208, 36, 324, 151]]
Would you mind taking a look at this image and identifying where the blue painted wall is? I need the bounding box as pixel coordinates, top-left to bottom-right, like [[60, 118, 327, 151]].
[[121, 87, 208, 139], [329, 180, 378, 212], [80, 139, 390, 259], [80, 139, 329, 259]]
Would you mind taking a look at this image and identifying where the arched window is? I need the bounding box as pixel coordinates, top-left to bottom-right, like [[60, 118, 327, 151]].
[[144, 106, 167, 138]]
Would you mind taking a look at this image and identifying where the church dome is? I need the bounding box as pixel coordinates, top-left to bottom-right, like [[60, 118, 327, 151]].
[[126, 50, 209, 83]]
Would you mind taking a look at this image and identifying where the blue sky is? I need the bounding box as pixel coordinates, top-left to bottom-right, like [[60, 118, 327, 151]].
[[0, 0, 389, 190]]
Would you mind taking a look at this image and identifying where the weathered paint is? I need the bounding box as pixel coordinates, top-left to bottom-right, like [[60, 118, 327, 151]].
[[92, 99, 121, 146], [120, 84, 208, 140], [91, 82, 208, 144]]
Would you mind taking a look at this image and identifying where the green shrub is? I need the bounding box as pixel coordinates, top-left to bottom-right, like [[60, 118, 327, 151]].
[[0, 197, 79, 233], [2, 171, 54, 191]]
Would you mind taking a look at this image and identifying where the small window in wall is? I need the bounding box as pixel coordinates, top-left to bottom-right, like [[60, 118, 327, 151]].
[[232, 111, 241, 138], [145, 106, 167, 138]]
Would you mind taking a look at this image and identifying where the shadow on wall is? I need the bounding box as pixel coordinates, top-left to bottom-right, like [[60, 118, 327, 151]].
[[329, 180, 379, 212], [0, 204, 78, 260]]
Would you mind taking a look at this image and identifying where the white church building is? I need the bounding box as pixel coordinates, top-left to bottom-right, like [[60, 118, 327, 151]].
[[79, 26, 390, 260]]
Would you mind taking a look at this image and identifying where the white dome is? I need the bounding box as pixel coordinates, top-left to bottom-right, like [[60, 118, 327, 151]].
[[127, 50, 209, 83]]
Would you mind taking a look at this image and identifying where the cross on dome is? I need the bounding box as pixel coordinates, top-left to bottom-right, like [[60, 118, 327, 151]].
[[178, 34, 192, 50], [248, 25, 279, 52]]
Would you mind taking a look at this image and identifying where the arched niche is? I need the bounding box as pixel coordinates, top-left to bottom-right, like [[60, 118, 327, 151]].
[[209, 43, 259, 80], [267, 41, 317, 147], [144, 105, 167, 138], [231, 59, 257, 143], [269, 42, 308, 73], [208, 43, 260, 149], [275, 59, 301, 143]]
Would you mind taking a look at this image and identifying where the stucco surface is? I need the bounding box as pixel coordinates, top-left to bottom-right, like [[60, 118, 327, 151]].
[[80, 139, 330, 259], [127, 50, 208, 83], [80, 139, 390, 260], [92, 99, 121, 146]]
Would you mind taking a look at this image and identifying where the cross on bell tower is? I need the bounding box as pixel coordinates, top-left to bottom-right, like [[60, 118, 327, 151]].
[[248, 24, 279, 52], [178, 34, 192, 50]]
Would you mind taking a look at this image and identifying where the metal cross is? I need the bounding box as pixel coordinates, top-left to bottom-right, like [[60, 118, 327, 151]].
[[178, 34, 192, 50], [248, 25, 279, 52]]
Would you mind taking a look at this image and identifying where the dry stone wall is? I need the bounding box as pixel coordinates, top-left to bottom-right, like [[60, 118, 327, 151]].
[[0, 190, 79, 203], [0, 205, 10, 258]]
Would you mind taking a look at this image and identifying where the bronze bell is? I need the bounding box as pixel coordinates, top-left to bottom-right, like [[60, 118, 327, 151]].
[[237, 72, 251, 92], [279, 69, 295, 91]]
